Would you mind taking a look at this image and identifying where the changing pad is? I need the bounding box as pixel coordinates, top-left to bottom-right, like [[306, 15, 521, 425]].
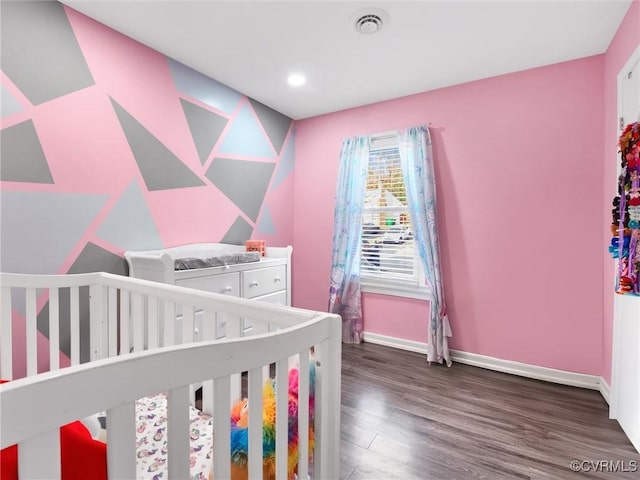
[[174, 252, 261, 271]]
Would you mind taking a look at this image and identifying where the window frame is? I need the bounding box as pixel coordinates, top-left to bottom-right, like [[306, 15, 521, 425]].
[[360, 134, 430, 301]]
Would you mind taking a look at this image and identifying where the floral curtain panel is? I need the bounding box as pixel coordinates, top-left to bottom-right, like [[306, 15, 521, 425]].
[[397, 126, 452, 366], [328, 135, 370, 343]]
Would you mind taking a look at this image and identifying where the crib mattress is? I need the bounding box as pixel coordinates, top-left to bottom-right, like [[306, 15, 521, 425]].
[[135, 393, 213, 480], [173, 252, 260, 271]]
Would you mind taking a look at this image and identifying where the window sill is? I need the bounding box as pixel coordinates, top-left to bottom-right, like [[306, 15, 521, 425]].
[[361, 279, 430, 301]]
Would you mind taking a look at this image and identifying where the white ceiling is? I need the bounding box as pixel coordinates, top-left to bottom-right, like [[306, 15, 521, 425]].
[[61, 0, 633, 120]]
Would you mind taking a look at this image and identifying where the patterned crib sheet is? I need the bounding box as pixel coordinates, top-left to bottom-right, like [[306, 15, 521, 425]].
[[135, 393, 213, 480]]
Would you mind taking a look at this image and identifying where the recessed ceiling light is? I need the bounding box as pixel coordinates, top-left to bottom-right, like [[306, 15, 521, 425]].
[[287, 73, 306, 87]]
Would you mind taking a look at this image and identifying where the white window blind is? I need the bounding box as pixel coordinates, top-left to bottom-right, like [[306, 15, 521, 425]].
[[361, 135, 422, 287]]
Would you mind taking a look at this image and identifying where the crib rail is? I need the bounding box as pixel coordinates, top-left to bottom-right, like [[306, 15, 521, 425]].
[[0, 272, 342, 479], [0, 313, 342, 479], [1, 272, 319, 377]]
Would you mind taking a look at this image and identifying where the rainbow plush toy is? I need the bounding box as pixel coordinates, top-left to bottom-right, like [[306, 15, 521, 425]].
[[226, 363, 316, 480], [610, 121, 640, 294]]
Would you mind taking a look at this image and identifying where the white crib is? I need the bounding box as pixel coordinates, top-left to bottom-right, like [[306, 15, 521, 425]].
[[0, 272, 342, 479]]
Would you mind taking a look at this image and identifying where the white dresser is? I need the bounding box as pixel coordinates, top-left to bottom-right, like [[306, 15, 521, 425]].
[[124, 243, 292, 306], [124, 243, 292, 341]]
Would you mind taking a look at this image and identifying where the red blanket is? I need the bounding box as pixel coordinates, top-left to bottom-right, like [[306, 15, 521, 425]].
[[0, 379, 107, 480]]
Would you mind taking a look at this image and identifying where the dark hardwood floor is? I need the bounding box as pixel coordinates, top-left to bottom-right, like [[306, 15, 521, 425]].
[[339, 342, 639, 480]]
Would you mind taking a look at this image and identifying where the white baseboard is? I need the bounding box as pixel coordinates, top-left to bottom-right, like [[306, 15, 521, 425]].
[[363, 331, 606, 395], [363, 332, 429, 355], [599, 377, 611, 405]]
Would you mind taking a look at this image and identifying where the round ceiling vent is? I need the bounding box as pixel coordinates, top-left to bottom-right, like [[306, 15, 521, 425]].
[[352, 8, 389, 35]]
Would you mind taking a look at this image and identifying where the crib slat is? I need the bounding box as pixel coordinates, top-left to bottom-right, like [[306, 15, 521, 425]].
[[70, 286, 80, 365], [216, 311, 226, 339], [182, 305, 195, 344], [108, 287, 118, 357], [298, 350, 310, 480], [49, 288, 60, 371], [313, 341, 325, 480], [131, 292, 144, 352], [26, 288, 37, 375], [201, 310, 215, 342], [1, 287, 13, 379], [120, 291, 130, 355], [201, 310, 215, 415], [275, 358, 289, 480], [107, 401, 136, 480], [226, 314, 242, 401], [163, 300, 175, 347], [213, 376, 231, 480], [89, 284, 106, 362], [251, 318, 268, 336], [313, 335, 342, 480], [147, 296, 159, 349], [19, 429, 60, 479], [248, 367, 264, 479], [168, 386, 190, 480]]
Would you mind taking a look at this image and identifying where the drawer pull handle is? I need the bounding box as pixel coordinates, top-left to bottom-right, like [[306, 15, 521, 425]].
[[274, 276, 282, 282], [249, 281, 259, 287], [223, 286, 233, 292]]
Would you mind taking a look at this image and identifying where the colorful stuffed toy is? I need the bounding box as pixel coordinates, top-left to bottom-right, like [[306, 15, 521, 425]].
[[219, 363, 315, 480]]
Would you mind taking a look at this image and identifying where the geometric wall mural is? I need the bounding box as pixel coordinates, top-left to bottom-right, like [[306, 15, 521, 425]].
[[249, 98, 292, 154], [1, 1, 295, 375], [0, 119, 54, 184], [180, 98, 228, 165], [0, 1, 94, 105], [110, 97, 206, 191], [218, 103, 276, 158], [1, 84, 22, 117], [205, 157, 275, 221], [221, 216, 254, 245], [95, 180, 164, 251], [271, 129, 295, 190], [167, 57, 242, 115]]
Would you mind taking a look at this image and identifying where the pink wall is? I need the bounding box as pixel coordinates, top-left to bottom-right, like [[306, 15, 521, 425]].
[[602, 0, 640, 385], [294, 56, 605, 374]]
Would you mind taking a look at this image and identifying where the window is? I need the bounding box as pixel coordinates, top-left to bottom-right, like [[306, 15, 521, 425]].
[[360, 133, 428, 299]]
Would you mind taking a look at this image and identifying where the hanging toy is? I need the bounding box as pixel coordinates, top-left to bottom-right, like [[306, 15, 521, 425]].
[[611, 121, 640, 294]]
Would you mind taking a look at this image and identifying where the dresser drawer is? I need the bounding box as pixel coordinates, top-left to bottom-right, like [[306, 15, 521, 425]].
[[176, 272, 240, 296], [242, 265, 286, 299]]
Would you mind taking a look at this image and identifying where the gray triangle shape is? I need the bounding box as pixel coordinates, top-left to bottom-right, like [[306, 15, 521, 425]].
[[110, 97, 205, 191], [180, 98, 228, 165], [1, 119, 54, 183], [37, 243, 128, 361], [248, 99, 292, 154], [96, 180, 164, 251], [1, 1, 95, 105], [220, 216, 254, 245], [205, 157, 275, 222]]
